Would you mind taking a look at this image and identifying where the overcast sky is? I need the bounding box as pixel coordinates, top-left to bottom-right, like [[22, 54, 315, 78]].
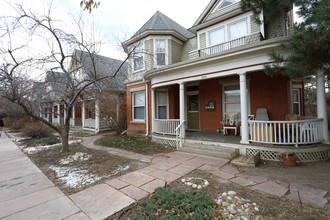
[[1, 0, 302, 79]]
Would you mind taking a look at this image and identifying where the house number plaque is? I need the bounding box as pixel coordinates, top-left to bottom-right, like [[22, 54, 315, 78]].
[[205, 100, 215, 111]]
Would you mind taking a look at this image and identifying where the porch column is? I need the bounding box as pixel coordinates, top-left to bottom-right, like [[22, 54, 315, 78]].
[[82, 101, 85, 128], [52, 105, 55, 123], [151, 88, 155, 133], [95, 100, 100, 133], [179, 82, 185, 139], [145, 82, 149, 136], [316, 71, 329, 143], [239, 72, 249, 144], [72, 105, 76, 126]]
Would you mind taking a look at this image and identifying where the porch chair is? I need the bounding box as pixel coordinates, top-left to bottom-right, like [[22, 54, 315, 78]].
[[222, 112, 239, 135], [255, 108, 269, 121], [252, 108, 273, 142]]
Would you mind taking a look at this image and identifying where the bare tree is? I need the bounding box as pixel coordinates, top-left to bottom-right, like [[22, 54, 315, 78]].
[[0, 3, 131, 152]]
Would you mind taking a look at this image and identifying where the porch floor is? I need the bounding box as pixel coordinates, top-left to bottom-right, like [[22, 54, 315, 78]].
[[185, 130, 241, 144]]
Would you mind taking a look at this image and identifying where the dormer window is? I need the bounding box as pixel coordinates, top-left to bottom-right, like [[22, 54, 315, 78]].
[[133, 43, 144, 71], [214, 0, 238, 12], [155, 39, 166, 66]]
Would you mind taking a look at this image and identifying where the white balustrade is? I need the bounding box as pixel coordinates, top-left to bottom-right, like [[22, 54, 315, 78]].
[[248, 118, 323, 146], [153, 119, 180, 135], [175, 120, 185, 149]]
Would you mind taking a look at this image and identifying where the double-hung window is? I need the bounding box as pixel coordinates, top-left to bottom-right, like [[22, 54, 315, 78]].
[[133, 91, 145, 120], [133, 44, 144, 71], [224, 84, 241, 120], [155, 39, 166, 66], [157, 91, 168, 119]]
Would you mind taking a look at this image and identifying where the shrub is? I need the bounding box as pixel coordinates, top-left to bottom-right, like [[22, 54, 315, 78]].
[[11, 116, 31, 131], [25, 137, 59, 147], [130, 188, 219, 219], [21, 122, 54, 138]]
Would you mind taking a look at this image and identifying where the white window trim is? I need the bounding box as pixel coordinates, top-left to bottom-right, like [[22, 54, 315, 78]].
[[156, 90, 169, 119], [153, 38, 168, 68], [132, 91, 145, 122], [228, 18, 249, 41], [208, 26, 225, 47], [87, 108, 93, 119], [199, 12, 252, 49], [132, 42, 145, 73]]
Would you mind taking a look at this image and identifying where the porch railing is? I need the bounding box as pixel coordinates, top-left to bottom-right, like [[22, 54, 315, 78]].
[[199, 36, 246, 57], [175, 120, 185, 149], [248, 118, 323, 146], [153, 119, 180, 135]]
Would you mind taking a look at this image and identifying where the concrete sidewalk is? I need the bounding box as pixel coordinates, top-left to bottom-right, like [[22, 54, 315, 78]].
[[0, 133, 85, 220]]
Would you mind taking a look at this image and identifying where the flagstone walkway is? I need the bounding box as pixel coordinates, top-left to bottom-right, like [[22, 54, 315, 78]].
[[0, 133, 328, 220]]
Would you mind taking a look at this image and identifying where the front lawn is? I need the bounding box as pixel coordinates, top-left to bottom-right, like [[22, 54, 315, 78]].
[[97, 135, 175, 155]]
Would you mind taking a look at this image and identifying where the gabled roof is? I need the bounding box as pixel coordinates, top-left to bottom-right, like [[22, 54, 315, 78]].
[[74, 50, 128, 91], [44, 71, 67, 101], [123, 11, 195, 48]]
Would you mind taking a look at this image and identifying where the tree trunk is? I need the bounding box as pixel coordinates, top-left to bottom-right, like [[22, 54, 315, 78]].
[[61, 105, 72, 153]]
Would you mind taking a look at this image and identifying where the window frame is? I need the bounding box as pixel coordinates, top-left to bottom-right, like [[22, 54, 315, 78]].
[[156, 90, 169, 119], [87, 108, 93, 119], [133, 43, 144, 72], [132, 91, 145, 121], [228, 18, 248, 41], [154, 39, 168, 67], [208, 26, 225, 46]]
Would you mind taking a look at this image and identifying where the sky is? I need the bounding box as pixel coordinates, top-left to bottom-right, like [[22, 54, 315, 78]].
[[0, 0, 302, 79]]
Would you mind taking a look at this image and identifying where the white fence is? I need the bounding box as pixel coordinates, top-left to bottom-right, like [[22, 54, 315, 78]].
[[248, 118, 323, 146], [153, 119, 180, 135]]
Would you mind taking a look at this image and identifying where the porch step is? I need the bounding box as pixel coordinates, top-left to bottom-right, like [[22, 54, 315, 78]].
[[231, 152, 260, 167], [180, 143, 239, 160]]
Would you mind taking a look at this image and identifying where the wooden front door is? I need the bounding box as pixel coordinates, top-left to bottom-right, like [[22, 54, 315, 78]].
[[187, 94, 199, 130]]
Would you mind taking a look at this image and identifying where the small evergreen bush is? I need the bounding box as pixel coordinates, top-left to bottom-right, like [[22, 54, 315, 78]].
[[25, 137, 59, 147], [130, 188, 221, 219]]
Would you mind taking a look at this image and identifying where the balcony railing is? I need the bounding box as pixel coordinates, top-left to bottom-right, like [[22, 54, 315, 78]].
[[199, 36, 246, 57], [248, 118, 324, 146], [153, 119, 180, 135]]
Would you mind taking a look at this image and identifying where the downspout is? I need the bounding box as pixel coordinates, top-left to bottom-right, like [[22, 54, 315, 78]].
[[144, 79, 149, 137]]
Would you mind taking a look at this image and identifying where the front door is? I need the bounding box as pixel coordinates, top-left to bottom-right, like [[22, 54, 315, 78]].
[[187, 94, 199, 130]]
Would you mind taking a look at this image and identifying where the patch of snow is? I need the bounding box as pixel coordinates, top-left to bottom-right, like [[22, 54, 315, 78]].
[[59, 152, 91, 165], [24, 139, 82, 154], [49, 164, 130, 189]]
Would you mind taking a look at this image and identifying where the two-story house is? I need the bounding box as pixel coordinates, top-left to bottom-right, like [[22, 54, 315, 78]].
[[122, 0, 329, 162], [41, 50, 127, 134]]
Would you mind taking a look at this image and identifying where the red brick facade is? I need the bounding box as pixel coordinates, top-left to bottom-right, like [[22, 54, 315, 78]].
[[126, 72, 303, 135]]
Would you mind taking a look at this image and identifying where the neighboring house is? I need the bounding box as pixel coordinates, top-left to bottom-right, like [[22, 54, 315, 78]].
[[41, 50, 127, 133], [122, 0, 329, 161]]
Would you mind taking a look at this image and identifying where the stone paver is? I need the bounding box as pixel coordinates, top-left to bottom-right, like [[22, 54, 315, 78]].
[[138, 165, 158, 174], [70, 184, 135, 220], [120, 185, 149, 200], [253, 181, 289, 197], [150, 156, 181, 170], [0, 187, 64, 219], [287, 183, 328, 208], [105, 178, 129, 190], [2, 196, 80, 220], [167, 163, 196, 176], [118, 171, 155, 187], [230, 177, 255, 186], [209, 169, 235, 180], [247, 175, 267, 184], [149, 169, 181, 182], [220, 164, 240, 174], [140, 179, 166, 193], [166, 151, 196, 161]]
